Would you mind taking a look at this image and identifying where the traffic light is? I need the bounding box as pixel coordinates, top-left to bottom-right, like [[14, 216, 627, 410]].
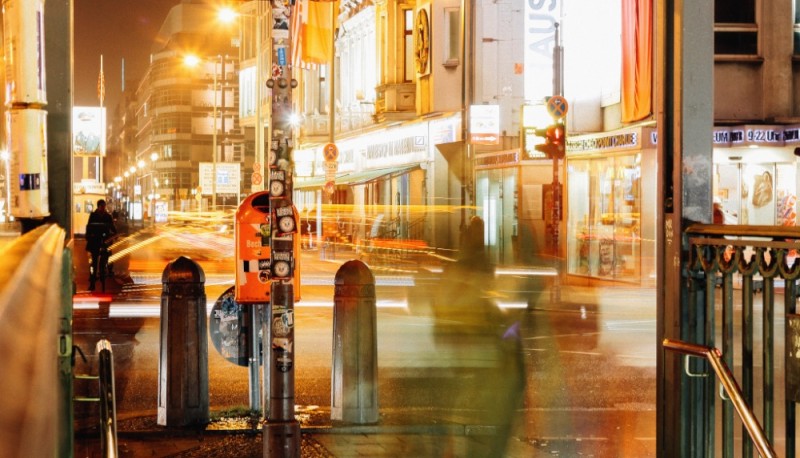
[[534, 123, 566, 159]]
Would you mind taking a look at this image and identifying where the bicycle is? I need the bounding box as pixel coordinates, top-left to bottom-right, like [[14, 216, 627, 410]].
[[88, 235, 116, 292]]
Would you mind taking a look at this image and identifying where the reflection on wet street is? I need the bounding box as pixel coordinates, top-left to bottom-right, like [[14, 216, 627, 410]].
[[72, 219, 658, 456]]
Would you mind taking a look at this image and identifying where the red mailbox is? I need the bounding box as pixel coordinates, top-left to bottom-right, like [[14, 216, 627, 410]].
[[235, 191, 301, 303]]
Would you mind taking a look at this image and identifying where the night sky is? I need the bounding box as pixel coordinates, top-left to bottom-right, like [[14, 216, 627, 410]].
[[74, 0, 181, 111]]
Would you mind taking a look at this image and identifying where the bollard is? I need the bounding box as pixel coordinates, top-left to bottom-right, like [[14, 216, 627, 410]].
[[331, 260, 378, 424], [157, 256, 209, 426]]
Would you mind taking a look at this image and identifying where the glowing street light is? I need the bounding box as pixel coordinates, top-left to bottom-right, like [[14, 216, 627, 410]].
[[219, 4, 266, 194], [184, 53, 222, 210]]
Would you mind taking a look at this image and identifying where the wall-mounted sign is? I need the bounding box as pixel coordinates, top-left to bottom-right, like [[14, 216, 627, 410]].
[[72, 106, 105, 155], [199, 162, 241, 195], [470, 105, 500, 145]]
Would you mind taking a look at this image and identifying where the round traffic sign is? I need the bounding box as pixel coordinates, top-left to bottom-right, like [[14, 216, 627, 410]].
[[209, 287, 250, 367], [324, 180, 335, 194], [252, 172, 263, 186], [547, 95, 569, 119], [323, 143, 339, 162], [253, 162, 261, 171]]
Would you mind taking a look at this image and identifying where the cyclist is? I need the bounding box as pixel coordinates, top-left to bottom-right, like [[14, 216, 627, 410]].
[[86, 199, 117, 291]]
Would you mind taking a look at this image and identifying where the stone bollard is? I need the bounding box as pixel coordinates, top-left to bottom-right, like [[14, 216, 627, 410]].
[[157, 256, 209, 426], [331, 260, 378, 424]]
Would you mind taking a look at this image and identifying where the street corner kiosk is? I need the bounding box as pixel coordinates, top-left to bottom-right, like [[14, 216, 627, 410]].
[[234, 191, 301, 303]]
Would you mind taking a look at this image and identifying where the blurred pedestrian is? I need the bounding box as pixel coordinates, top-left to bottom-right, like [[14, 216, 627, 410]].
[[85, 199, 117, 291], [431, 215, 525, 457]]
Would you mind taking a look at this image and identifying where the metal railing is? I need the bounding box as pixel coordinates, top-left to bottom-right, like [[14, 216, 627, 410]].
[[682, 223, 800, 457], [664, 339, 776, 458], [0, 224, 66, 457], [74, 339, 118, 458]]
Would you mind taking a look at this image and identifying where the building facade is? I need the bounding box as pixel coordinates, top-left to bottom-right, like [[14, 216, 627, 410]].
[[107, 1, 244, 219], [288, 0, 467, 252]]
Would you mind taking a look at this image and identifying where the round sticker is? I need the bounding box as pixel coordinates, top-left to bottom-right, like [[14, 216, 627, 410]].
[[273, 260, 291, 278], [279, 215, 295, 233], [270, 180, 285, 197]]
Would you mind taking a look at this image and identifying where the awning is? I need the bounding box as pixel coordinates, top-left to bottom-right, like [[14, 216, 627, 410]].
[[293, 164, 420, 190]]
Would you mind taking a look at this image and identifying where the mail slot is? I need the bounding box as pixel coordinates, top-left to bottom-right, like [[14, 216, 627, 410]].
[[235, 191, 301, 303]]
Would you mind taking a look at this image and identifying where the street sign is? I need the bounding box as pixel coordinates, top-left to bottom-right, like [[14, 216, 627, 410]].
[[547, 95, 569, 119], [323, 143, 339, 162], [470, 105, 501, 145], [324, 160, 338, 181], [252, 172, 263, 186], [324, 180, 335, 194], [209, 287, 250, 367], [253, 162, 261, 171]]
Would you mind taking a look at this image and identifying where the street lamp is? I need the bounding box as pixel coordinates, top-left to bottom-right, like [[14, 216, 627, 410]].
[[219, 4, 266, 194], [184, 53, 223, 210], [150, 153, 159, 223], [0, 149, 9, 222], [137, 160, 146, 225]]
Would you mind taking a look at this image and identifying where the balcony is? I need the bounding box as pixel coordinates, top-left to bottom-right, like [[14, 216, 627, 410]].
[[374, 82, 416, 123], [302, 111, 375, 138]]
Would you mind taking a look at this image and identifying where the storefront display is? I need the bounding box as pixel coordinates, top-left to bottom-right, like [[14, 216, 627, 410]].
[[567, 154, 642, 282], [564, 125, 657, 286], [713, 162, 797, 226]]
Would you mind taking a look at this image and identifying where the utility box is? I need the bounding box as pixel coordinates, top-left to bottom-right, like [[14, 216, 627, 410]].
[[235, 191, 301, 303]]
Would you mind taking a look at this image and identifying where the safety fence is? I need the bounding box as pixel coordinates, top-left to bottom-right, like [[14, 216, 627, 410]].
[[679, 224, 800, 457], [0, 224, 67, 457]]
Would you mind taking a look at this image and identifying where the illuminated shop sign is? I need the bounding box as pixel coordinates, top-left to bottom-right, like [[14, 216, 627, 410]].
[[567, 132, 640, 153], [730, 125, 783, 147], [784, 125, 800, 143], [524, 0, 561, 102], [475, 151, 520, 169], [366, 136, 427, 160], [713, 127, 732, 146]]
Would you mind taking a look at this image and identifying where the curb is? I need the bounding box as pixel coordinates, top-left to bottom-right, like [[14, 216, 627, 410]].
[[85, 423, 498, 440]]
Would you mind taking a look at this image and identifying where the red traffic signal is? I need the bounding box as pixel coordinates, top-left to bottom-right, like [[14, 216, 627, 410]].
[[534, 123, 566, 159]]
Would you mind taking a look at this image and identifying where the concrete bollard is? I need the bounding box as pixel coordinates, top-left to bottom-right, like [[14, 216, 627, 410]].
[[157, 256, 209, 426], [331, 260, 378, 424]]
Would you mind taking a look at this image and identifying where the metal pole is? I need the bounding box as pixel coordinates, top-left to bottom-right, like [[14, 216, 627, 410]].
[[249, 2, 265, 415], [255, 2, 265, 192], [263, 0, 300, 454], [248, 304, 260, 411], [212, 57, 218, 211]]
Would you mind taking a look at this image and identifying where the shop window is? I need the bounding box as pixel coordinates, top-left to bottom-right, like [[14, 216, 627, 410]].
[[715, 0, 758, 56], [795, 0, 800, 54], [567, 155, 642, 282]]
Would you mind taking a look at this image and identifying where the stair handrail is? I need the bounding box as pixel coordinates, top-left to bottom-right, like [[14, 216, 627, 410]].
[[96, 339, 118, 458], [663, 338, 777, 458]]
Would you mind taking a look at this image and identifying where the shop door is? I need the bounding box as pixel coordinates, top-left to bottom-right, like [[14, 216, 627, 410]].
[[478, 168, 516, 265]]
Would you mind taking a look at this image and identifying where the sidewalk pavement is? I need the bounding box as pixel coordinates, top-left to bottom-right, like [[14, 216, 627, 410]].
[[75, 407, 547, 457], [70, 233, 547, 457]]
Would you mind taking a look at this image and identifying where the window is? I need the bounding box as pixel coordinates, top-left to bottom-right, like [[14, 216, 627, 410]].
[[715, 0, 757, 55], [404, 9, 414, 81], [443, 7, 461, 67], [794, 0, 800, 54]]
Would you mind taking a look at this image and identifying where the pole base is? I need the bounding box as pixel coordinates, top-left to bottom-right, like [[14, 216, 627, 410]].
[[263, 421, 300, 458]]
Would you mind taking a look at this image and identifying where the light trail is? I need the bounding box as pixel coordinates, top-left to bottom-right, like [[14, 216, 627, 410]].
[[104, 299, 410, 317]]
